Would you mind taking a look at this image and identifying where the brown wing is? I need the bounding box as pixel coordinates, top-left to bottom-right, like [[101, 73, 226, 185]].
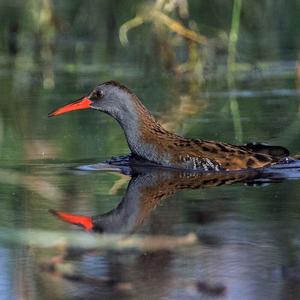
[[172, 139, 289, 171]]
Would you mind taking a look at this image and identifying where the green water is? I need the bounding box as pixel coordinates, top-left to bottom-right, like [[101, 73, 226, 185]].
[[1, 1, 300, 299]]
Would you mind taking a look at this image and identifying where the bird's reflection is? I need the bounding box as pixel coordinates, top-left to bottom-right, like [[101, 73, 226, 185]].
[[46, 162, 300, 297], [50, 165, 268, 234]]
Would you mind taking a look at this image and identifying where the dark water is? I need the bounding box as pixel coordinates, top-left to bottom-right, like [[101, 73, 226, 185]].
[[1, 60, 300, 300]]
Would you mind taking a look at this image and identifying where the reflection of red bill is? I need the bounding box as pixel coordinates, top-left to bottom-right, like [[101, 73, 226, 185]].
[[49, 209, 93, 230]]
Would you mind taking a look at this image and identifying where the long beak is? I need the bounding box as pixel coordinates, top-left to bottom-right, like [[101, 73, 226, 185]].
[[48, 96, 93, 117], [49, 209, 93, 230]]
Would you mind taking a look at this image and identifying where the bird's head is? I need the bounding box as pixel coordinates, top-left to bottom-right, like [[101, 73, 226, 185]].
[[48, 81, 136, 119]]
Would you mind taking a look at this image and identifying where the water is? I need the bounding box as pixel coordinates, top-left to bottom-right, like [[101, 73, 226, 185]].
[[1, 61, 300, 299], [1, 1, 300, 298]]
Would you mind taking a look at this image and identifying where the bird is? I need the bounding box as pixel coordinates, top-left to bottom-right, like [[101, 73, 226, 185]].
[[48, 81, 290, 171]]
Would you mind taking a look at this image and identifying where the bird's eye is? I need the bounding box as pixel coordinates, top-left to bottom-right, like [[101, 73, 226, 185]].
[[95, 90, 104, 98], [91, 89, 104, 100]]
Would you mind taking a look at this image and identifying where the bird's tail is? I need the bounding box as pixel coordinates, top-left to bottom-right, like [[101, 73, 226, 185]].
[[243, 143, 290, 159]]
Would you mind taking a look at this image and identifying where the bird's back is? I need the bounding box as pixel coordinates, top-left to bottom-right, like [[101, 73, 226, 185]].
[[168, 138, 289, 171]]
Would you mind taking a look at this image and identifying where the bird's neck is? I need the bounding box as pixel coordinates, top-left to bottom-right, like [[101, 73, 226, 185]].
[[111, 96, 174, 164]]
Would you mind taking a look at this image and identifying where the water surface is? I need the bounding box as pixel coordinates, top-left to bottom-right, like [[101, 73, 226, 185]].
[[1, 2, 300, 296]]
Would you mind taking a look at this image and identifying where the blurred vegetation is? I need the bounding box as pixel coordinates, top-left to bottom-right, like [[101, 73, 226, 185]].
[[1, 0, 299, 77]]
